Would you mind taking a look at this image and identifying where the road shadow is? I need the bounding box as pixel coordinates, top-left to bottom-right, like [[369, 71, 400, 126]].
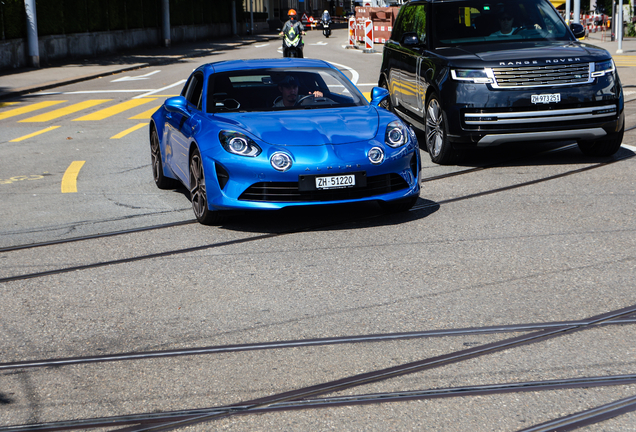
[[214, 198, 440, 234]]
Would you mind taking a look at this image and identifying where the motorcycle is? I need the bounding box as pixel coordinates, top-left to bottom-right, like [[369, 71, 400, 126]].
[[281, 26, 304, 58], [322, 20, 331, 38]]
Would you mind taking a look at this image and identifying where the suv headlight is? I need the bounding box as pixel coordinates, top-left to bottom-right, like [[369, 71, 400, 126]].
[[219, 131, 261, 157], [451, 69, 494, 84], [385, 120, 408, 148], [591, 59, 615, 78]]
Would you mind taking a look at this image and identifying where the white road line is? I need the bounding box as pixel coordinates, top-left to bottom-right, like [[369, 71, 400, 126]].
[[111, 70, 161, 82], [134, 79, 187, 99], [328, 62, 359, 85], [255, 43, 270, 47], [621, 143, 636, 152]]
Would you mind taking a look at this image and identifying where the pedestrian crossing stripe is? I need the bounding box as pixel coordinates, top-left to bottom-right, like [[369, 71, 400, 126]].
[[110, 123, 148, 139], [128, 105, 162, 120], [9, 126, 60, 142], [19, 100, 112, 122], [73, 98, 157, 121], [0, 101, 66, 121]]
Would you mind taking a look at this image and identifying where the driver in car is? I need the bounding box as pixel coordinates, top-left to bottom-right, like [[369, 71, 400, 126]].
[[274, 76, 323, 107], [490, 7, 517, 36]]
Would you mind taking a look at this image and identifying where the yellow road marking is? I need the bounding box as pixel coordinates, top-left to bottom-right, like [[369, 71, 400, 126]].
[[19, 99, 112, 122], [0, 102, 19, 109], [10, 126, 60, 142], [0, 101, 66, 121], [363, 92, 371, 102], [73, 98, 157, 121], [128, 105, 162, 119], [110, 122, 148, 139], [61, 161, 85, 193]]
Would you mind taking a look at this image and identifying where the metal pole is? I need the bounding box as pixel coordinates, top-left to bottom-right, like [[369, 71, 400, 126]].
[[162, 0, 170, 47], [618, 0, 624, 52], [232, 0, 237, 35], [24, 0, 39, 67], [250, 0, 254, 34], [573, 0, 580, 23]]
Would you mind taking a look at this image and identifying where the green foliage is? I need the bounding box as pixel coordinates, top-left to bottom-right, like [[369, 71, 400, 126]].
[[1, 0, 238, 40], [626, 21, 636, 36]]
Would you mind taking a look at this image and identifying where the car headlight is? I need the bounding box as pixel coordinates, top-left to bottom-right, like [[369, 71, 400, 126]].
[[270, 152, 293, 171], [451, 69, 494, 84], [385, 120, 408, 148], [591, 59, 615, 78], [219, 131, 261, 157]]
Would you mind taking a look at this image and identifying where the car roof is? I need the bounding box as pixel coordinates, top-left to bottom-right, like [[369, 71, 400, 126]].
[[200, 58, 335, 74]]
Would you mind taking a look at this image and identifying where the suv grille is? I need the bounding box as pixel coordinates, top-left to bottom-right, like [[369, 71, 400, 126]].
[[491, 63, 591, 88]]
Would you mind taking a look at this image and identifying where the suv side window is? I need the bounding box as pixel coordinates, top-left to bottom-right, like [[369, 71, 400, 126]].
[[392, 4, 416, 42], [413, 5, 426, 44]]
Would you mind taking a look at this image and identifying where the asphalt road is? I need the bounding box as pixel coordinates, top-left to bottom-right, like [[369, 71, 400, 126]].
[[1, 29, 636, 431]]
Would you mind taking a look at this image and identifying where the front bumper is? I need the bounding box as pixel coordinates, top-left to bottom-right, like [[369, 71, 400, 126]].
[[443, 73, 624, 148], [202, 141, 421, 211]]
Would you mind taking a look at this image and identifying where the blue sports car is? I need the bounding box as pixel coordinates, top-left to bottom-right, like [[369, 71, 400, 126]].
[[150, 58, 421, 225]]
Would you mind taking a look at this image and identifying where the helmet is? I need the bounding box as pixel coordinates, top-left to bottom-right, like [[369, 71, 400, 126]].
[[324, 10, 328, 13], [288, 9, 297, 16]]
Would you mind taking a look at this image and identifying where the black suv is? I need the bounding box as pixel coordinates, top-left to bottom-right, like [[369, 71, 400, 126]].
[[379, 0, 624, 164]]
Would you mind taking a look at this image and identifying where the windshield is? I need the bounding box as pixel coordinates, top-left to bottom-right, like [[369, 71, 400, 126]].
[[432, 0, 573, 47], [207, 67, 366, 113]]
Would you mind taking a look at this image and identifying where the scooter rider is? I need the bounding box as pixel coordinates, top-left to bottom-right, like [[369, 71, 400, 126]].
[[321, 9, 331, 24], [279, 9, 305, 52]]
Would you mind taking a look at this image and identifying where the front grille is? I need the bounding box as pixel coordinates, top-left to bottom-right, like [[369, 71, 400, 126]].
[[239, 174, 408, 202], [491, 63, 591, 88]]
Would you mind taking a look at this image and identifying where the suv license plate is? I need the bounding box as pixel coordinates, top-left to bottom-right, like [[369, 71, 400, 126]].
[[531, 93, 561, 104], [316, 174, 355, 189]]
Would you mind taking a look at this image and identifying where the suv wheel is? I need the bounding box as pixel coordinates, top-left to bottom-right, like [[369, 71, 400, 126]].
[[577, 126, 624, 157], [425, 95, 458, 165]]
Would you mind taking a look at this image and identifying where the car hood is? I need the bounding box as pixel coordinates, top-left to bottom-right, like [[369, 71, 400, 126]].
[[212, 106, 379, 145], [440, 42, 610, 67]]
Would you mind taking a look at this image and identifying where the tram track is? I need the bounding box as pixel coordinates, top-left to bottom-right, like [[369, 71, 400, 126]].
[[1, 140, 634, 431], [2, 375, 635, 432], [1, 316, 635, 371], [0, 140, 612, 255], [2, 304, 635, 432], [1, 150, 633, 284]]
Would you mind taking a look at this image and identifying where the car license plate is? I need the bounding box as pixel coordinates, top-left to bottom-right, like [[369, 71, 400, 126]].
[[531, 93, 561, 104], [316, 174, 355, 189]]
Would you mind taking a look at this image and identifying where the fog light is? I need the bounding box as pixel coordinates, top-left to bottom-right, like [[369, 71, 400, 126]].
[[368, 147, 384, 164], [270, 152, 292, 171]]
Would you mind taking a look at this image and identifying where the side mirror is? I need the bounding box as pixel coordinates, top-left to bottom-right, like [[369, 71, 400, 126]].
[[570, 23, 586, 39], [402, 32, 420, 46], [164, 96, 190, 116], [370, 86, 390, 107]]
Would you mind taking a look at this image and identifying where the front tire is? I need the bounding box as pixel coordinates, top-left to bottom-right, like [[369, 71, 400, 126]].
[[150, 126, 179, 189], [425, 95, 458, 165], [577, 126, 624, 157], [190, 148, 223, 225]]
